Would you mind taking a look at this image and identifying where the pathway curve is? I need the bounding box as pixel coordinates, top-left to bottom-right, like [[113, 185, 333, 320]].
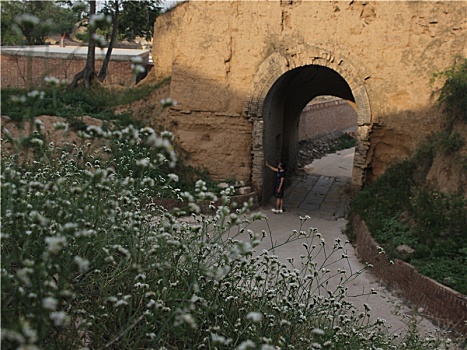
[[242, 147, 440, 337]]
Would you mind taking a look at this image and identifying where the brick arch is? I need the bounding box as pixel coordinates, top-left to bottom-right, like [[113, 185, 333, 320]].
[[246, 47, 372, 196]]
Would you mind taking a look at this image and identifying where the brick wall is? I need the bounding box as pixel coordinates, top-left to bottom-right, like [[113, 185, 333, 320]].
[[299, 100, 357, 140], [351, 214, 467, 335], [1, 53, 138, 89]]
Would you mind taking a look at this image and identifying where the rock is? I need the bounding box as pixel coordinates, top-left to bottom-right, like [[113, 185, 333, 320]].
[[238, 186, 252, 195], [234, 180, 245, 188], [396, 244, 415, 256]]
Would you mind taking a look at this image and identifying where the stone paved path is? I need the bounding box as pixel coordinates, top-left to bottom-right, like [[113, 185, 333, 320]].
[[285, 173, 350, 220], [254, 147, 442, 338]]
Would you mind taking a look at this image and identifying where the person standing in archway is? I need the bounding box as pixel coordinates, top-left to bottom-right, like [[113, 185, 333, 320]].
[[265, 161, 286, 214]]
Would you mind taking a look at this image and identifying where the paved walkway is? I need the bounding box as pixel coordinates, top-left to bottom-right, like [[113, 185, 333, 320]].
[[242, 148, 439, 337]]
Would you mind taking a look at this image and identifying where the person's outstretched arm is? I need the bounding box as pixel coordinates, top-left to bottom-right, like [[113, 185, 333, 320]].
[[265, 162, 278, 171]]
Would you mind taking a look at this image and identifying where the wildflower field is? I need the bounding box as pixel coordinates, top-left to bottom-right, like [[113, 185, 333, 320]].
[[1, 97, 460, 349]]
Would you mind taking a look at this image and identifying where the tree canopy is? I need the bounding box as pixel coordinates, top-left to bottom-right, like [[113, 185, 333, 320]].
[[1, 0, 163, 46], [1, 1, 79, 45], [100, 0, 162, 42]]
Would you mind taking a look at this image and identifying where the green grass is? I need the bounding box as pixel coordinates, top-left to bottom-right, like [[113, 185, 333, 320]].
[[329, 133, 356, 153], [1, 77, 170, 127]]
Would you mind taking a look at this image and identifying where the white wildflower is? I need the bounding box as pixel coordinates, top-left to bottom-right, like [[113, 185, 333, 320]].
[[45, 236, 67, 254], [30, 210, 48, 226], [89, 13, 106, 26], [131, 63, 146, 75], [174, 313, 197, 329], [211, 333, 228, 345], [136, 158, 151, 168], [167, 173, 179, 182], [28, 90, 45, 99], [10, 95, 27, 104], [188, 202, 200, 214], [42, 297, 58, 311], [16, 13, 40, 26], [20, 319, 38, 343], [53, 122, 68, 131], [49, 311, 69, 327], [86, 125, 104, 136], [236, 340, 256, 350], [75, 229, 96, 238], [44, 76, 60, 86], [161, 131, 174, 140], [29, 138, 44, 147], [74, 256, 90, 273], [261, 345, 277, 350], [92, 33, 107, 48], [135, 273, 147, 280], [311, 328, 325, 336], [160, 97, 177, 106], [246, 312, 263, 323], [115, 300, 128, 307], [131, 56, 143, 64], [16, 267, 33, 286]]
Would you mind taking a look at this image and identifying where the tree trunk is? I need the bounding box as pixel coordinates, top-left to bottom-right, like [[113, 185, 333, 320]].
[[67, 0, 97, 89], [98, 0, 119, 82]]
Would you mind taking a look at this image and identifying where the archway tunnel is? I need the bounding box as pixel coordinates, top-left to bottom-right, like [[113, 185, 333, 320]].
[[261, 64, 356, 204]]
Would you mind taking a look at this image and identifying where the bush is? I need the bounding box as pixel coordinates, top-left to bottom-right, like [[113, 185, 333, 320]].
[[349, 146, 467, 294], [1, 125, 458, 349], [433, 56, 467, 127], [1, 79, 168, 126], [329, 133, 357, 153]]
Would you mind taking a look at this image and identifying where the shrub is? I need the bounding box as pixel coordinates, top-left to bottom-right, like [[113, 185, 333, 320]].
[[329, 133, 357, 153], [433, 56, 467, 127], [349, 144, 467, 294], [1, 124, 458, 349], [1, 79, 168, 126]]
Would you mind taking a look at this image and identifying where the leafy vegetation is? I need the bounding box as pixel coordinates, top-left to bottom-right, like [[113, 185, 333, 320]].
[[433, 56, 467, 127], [329, 133, 357, 153], [1, 121, 457, 349], [0, 1, 79, 45], [349, 147, 467, 294], [1, 79, 169, 126], [1, 57, 461, 349], [99, 0, 163, 42], [2, 79, 226, 201], [349, 58, 467, 295]]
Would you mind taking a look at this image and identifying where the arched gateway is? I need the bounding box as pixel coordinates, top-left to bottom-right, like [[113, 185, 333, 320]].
[[149, 1, 466, 201], [245, 48, 371, 200]]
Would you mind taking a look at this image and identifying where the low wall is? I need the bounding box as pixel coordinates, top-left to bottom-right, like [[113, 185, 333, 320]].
[[299, 100, 357, 140], [351, 214, 467, 335], [1, 54, 134, 88], [1, 46, 150, 89]]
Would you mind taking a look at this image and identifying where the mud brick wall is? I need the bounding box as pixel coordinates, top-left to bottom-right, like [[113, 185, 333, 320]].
[[351, 214, 467, 335], [1, 53, 137, 89], [299, 100, 357, 140]]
